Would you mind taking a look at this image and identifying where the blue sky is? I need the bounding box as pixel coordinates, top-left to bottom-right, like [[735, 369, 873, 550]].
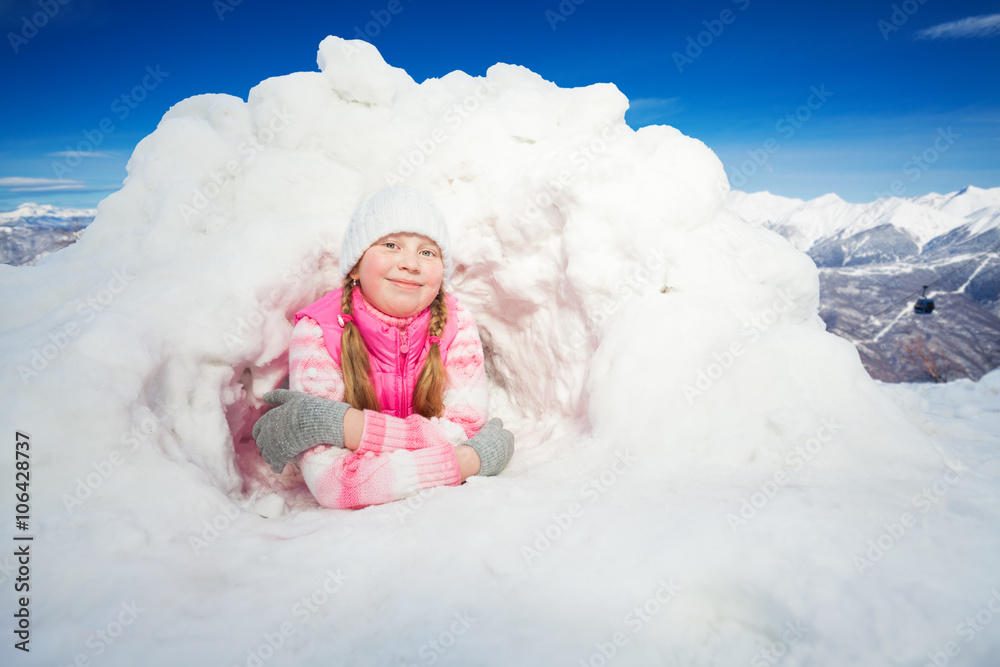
[[0, 0, 997, 210]]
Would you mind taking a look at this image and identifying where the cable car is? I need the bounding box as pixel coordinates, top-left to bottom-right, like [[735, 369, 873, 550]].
[[914, 285, 934, 314]]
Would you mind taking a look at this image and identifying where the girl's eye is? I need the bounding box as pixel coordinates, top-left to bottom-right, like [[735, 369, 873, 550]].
[[383, 242, 398, 250], [420, 250, 436, 257]]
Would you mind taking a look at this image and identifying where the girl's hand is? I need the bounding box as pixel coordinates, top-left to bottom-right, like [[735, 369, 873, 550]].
[[252, 389, 351, 473], [462, 418, 514, 476]]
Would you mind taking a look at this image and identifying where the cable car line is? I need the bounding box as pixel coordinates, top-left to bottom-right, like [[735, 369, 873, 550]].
[[827, 245, 1000, 342]]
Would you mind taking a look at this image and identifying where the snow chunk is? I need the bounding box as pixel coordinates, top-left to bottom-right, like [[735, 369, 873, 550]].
[[316, 36, 416, 106]]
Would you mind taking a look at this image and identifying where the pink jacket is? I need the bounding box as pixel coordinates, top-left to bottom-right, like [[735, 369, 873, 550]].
[[294, 287, 460, 418], [288, 289, 490, 509]]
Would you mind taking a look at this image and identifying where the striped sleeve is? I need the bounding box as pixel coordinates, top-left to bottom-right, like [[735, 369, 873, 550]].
[[288, 315, 350, 494], [435, 302, 490, 443], [288, 316, 345, 401]]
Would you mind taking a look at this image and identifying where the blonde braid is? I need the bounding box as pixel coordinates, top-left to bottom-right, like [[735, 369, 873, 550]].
[[412, 287, 448, 418], [339, 276, 380, 412]]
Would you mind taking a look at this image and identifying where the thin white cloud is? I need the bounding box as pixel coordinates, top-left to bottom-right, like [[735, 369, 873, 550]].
[[626, 97, 685, 127], [0, 177, 81, 187], [629, 97, 684, 115], [45, 151, 114, 159], [0, 177, 87, 192], [0, 178, 118, 193], [0, 0, 109, 31], [914, 13, 1000, 40], [11, 185, 87, 192]]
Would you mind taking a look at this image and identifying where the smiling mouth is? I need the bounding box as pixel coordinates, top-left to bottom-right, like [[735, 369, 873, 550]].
[[388, 279, 422, 289]]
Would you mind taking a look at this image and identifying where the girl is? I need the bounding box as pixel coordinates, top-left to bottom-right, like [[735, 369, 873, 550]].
[[253, 187, 514, 509]]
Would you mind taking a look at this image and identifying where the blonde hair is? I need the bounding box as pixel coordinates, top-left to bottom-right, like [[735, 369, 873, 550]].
[[339, 274, 449, 418]]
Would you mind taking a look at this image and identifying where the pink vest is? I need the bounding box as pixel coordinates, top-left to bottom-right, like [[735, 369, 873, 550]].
[[295, 288, 460, 418]]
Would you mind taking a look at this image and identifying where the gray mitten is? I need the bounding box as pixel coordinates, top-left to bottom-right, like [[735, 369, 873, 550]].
[[252, 389, 351, 473], [466, 418, 514, 476]]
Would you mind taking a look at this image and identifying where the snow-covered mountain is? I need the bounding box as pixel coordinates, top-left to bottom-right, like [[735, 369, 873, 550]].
[[729, 185, 1000, 257], [728, 186, 1000, 382], [0, 202, 96, 266], [0, 201, 98, 226]]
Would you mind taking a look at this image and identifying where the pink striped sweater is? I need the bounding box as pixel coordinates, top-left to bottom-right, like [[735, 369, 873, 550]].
[[289, 292, 489, 509]]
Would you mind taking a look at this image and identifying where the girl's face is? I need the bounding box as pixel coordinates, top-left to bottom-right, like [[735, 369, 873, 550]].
[[352, 233, 444, 318]]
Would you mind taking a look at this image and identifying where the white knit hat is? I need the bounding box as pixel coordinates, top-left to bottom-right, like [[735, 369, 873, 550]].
[[340, 187, 453, 282]]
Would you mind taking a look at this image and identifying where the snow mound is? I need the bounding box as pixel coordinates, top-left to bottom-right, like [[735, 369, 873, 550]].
[[2, 36, 996, 666]]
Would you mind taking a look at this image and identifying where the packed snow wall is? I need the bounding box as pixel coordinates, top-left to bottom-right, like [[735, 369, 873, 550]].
[[1, 36, 950, 512]]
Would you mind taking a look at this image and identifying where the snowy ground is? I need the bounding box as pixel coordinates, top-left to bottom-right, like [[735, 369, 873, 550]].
[[2, 37, 999, 667], [4, 373, 998, 667]]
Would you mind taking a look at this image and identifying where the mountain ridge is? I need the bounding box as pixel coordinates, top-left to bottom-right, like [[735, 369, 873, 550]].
[[729, 186, 1000, 253], [728, 186, 1000, 382], [0, 202, 96, 266]]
